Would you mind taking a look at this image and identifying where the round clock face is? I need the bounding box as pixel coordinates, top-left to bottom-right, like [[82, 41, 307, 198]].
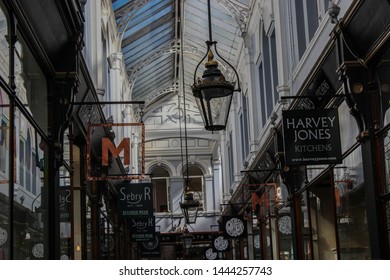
[[32, 243, 44, 258], [214, 236, 228, 251], [278, 215, 292, 234], [205, 248, 217, 260], [0, 227, 8, 246], [225, 217, 245, 237]]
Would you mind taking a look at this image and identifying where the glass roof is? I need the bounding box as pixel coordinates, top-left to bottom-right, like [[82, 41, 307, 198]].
[[112, 0, 249, 113]]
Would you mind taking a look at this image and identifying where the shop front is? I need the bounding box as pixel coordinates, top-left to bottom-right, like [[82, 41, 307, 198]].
[[235, 0, 390, 260]]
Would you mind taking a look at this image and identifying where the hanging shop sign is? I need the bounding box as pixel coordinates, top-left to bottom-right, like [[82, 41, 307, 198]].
[[212, 235, 230, 252], [282, 108, 342, 165], [100, 234, 115, 257], [140, 233, 161, 258], [252, 229, 262, 259], [116, 183, 153, 219], [205, 247, 218, 260], [222, 215, 247, 239], [59, 186, 71, 221], [87, 122, 145, 181], [129, 216, 155, 242], [300, 70, 335, 109]]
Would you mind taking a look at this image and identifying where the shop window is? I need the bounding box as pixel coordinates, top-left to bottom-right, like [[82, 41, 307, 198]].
[[13, 109, 47, 259], [309, 182, 337, 260], [0, 118, 7, 174], [0, 6, 8, 84], [25, 131, 31, 192], [151, 167, 170, 212], [0, 4, 48, 259], [12, 29, 48, 256], [383, 133, 390, 194], [333, 148, 371, 259]]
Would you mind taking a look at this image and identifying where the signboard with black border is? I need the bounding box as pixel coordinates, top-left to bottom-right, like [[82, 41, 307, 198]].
[[140, 233, 160, 258], [282, 108, 342, 165], [222, 215, 247, 239], [212, 234, 230, 252], [129, 216, 155, 242], [116, 183, 153, 219]]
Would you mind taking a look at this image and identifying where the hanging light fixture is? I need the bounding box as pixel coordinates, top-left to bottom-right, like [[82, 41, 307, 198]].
[[180, 227, 194, 250], [179, 121, 200, 224], [191, 0, 241, 131], [180, 188, 200, 224], [179, 50, 200, 224]]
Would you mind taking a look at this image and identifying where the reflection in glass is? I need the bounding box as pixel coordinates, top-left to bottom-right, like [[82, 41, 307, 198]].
[[13, 108, 47, 259], [0, 88, 9, 259], [333, 147, 370, 259]]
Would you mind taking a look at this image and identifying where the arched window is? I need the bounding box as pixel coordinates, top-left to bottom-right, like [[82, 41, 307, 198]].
[[151, 166, 170, 212], [184, 165, 205, 210]]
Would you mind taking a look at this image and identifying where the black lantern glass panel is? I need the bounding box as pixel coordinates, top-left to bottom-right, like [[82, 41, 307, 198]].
[[180, 229, 193, 250], [179, 192, 200, 224]]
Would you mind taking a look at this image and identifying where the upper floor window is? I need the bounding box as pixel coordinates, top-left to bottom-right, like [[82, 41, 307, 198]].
[[151, 166, 170, 212], [290, 0, 328, 59], [258, 29, 278, 127], [241, 94, 250, 161], [228, 131, 234, 187], [184, 165, 205, 210]]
